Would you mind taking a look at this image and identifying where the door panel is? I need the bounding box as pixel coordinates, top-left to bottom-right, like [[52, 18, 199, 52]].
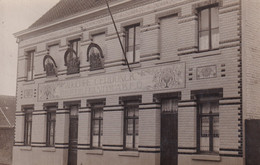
[[68, 105, 78, 165], [161, 112, 178, 165], [246, 119, 260, 165]]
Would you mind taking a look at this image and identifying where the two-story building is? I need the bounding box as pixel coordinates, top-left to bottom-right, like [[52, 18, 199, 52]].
[[13, 0, 260, 165]]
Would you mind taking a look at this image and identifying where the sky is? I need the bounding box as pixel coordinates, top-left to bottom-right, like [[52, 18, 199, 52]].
[[0, 0, 59, 96]]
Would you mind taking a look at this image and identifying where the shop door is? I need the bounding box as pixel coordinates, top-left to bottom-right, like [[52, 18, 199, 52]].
[[161, 112, 178, 165], [68, 105, 78, 165], [245, 119, 260, 165]]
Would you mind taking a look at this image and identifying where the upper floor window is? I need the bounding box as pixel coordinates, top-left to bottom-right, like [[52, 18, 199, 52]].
[[125, 24, 140, 63], [44, 45, 58, 77], [160, 15, 178, 60], [198, 98, 219, 153], [64, 39, 80, 74], [26, 51, 35, 80], [24, 107, 33, 146], [87, 33, 106, 71], [90, 102, 104, 148], [124, 100, 139, 150], [92, 33, 106, 56], [198, 5, 219, 51], [46, 106, 56, 147], [69, 39, 80, 56]]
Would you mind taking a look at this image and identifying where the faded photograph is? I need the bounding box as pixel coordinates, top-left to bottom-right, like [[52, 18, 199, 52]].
[[0, 0, 260, 165]]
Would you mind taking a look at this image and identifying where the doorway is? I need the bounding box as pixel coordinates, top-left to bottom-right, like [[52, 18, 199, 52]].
[[68, 105, 79, 165], [160, 99, 178, 165], [245, 119, 260, 165]]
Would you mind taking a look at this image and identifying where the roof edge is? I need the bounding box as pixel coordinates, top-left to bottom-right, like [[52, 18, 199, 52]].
[[14, 0, 131, 38]]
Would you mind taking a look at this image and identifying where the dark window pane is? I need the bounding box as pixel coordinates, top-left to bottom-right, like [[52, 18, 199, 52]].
[[199, 31, 210, 51], [91, 103, 103, 148], [27, 121, 31, 145], [199, 6, 219, 51], [24, 111, 32, 146], [199, 98, 219, 153], [211, 28, 219, 49], [211, 7, 219, 29], [201, 117, 210, 137], [125, 24, 140, 63], [51, 112, 56, 120], [127, 119, 133, 135], [71, 41, 78, 54], [94, 108, 103, 118], [200, 9, 209, 31], [162, 99, 178, 112], [124, 100, 139, 149], [201, 102, 210, 114], [70, 106, 78, 116], [93, 120, 100, 135], [135, 119, 139, 135], [210, 101, 219, 113], [27, 53, 32, 72], [127, 27, 134, 52], [134, 108, 139, 117], [127, 108, 134, 117], [135, 26, 140, 50], [100, 120, 103, 135], [213, 116, 219, 137], [27, 51, 34, 80], [47, 109, 56, 146]]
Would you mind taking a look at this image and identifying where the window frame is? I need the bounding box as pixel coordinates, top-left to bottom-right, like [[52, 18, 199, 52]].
[[90, 102, 104, 149], [124, 23, 140, 64], [197, 98, 219, 153], [24, 108, 33, 146], [198, 4, 219, 51], [46, 106, 57, 147], [88, 33, 106, 71], [26, 50, 35, 81], [69, 39, 80, 56], [65, 38, 81, 75], [123, 100, 140, 150]]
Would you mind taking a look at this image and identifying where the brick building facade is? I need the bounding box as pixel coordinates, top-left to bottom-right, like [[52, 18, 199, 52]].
[[13, 0, 260, 165]]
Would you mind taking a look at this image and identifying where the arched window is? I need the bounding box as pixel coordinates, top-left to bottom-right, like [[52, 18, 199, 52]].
[[87, 43, 104, 71], [43, 54, 57, 77], [64, 46, 80, 75]]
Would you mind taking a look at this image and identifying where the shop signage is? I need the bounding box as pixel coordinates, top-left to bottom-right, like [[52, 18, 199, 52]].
[[38, 63, 185, 101]]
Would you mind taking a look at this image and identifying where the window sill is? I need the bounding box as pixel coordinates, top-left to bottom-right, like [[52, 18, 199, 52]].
[[88, 69, 106, 76], [119, 151, 139, 157], [45, 76, 58, 82], [42, 147, 56, 152], [198, 48, 219, 53], [193, 49, 221, 58], [155, 57, 180, 65], [65, 73, 80, 79], [85, 149, 103, 155], [121, 62, 141, 70], [192, 154, 221, 162], [20, 146, 32, 151], [23, 80, 35, 85]]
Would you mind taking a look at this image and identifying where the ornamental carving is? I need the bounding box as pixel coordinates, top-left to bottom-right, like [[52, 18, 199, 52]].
[[64, 48, 80, 74], [87, 43, 104, 71], [43, 55, 57, 77], [24, 89, 34, 98], [152, 65, 184, 89], [197, 65, 217, 79]]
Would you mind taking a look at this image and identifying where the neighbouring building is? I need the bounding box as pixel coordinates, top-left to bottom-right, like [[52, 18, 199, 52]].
[[13, 0, 260, 165], [0, 95, 15, 165]]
